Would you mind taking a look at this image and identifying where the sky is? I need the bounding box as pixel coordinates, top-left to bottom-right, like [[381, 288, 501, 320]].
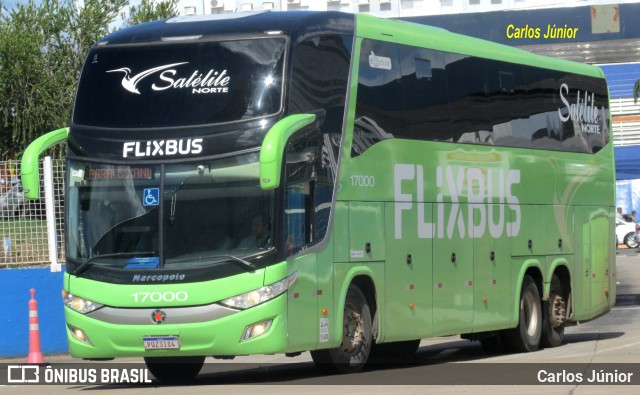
[[2, 0, 21, 10], [1, 0, 141, 29]]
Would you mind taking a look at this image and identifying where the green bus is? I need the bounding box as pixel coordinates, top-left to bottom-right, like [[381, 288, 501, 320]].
[[22, 11, 615, 381]]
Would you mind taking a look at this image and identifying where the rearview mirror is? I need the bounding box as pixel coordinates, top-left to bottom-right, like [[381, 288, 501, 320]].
[[21, 127, 69, 199], [259, 113, 322, 190]]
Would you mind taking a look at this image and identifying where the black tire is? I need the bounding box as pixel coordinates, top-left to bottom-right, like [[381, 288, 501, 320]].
[[144, 356, 205, 383], [311, 284, 373, 374], [369, 339, 421, 361], [624, 233, 637, 248], [503, 275, 542, 353], [541, 274, 566, 348]]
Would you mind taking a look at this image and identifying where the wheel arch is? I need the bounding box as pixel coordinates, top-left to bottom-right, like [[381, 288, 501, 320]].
[[545, 261, 571, 302], [332, 267, 379, 348]]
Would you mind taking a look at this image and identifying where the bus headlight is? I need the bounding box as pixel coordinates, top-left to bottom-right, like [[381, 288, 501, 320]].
[[220, 272, 297, 310], [62, 290, 104, 314]]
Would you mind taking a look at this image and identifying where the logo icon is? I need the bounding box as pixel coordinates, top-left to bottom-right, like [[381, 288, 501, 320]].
[[151, 309, 166, 324], [7, 365, 40, 383]]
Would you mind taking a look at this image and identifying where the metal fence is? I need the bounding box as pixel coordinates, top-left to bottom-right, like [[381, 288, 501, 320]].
[[611, 97, 640, 147], [0, 159, 65, 267]]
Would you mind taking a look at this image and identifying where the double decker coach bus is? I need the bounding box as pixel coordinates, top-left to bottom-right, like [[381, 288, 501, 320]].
[[22, 11, 615, 381]]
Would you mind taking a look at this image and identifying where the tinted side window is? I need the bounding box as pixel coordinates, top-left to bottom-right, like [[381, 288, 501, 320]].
[[287, 35, 353, 250], [446, 54, 491, 144], [352, 40, 609, 155], [486, 60, 532, 149], [400, 46, 450, 141], [353, 39, 402, 156], [527, 68, 574, 151], [289, 35, 352, 126], [556, 74, 610, 153]]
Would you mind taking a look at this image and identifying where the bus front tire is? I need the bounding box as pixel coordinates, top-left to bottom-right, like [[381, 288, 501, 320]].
[[144, 356, 205, 383], [310, 284, 372, 374], [503, 275, 542, 353]]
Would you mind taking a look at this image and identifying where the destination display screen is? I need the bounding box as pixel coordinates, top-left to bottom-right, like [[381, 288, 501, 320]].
[[86, 166, 154, 180]]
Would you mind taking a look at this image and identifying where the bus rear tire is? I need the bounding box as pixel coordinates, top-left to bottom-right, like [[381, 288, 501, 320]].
[[503, 275, 542, 353], [541, 274, 566, 348], [310, 284, 372, 374], [144, 356, 205, 383]]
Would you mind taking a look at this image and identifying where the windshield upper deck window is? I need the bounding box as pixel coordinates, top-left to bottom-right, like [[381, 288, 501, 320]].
[[73, 38, 286, 128]]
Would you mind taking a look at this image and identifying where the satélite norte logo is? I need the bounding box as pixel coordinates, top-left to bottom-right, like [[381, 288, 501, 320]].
[[558, 83, 602, 135], [107, 62, 230, 95]]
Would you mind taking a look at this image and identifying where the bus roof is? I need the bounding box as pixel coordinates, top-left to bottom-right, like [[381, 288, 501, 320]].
[[97, 11, 354, 46], [355, 14, 604, 79], [96, 11, 603, 80]]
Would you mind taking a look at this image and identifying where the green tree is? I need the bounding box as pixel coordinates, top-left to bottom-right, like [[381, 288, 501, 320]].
[[0, 0, 126, 159], [123, 0, 178, 27]]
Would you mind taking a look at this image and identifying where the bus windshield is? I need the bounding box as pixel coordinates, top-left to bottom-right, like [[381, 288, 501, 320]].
[[66, 152, 274, 269], [73, 38, 286, 128]]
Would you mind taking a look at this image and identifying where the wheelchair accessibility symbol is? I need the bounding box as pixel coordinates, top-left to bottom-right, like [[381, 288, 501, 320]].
[[143, 188, 160, 207]]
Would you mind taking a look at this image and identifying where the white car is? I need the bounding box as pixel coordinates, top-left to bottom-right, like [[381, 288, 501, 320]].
[[616, 218, 637, 248]]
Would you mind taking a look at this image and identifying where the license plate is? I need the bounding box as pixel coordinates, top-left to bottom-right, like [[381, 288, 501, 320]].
[[143, 336, 180, 350]]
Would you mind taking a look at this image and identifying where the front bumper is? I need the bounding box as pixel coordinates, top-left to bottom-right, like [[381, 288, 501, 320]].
[[65, 294, 288, 359]]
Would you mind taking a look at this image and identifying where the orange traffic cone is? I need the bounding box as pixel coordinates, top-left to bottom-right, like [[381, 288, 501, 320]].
[[26, 289, 46, 364]]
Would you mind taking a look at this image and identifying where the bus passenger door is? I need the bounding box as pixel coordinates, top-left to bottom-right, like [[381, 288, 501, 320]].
[[284, 183, 318, 351], [588, 210, 611, 316], [433, 203, 474, 336], [573, 207, 610, 320]]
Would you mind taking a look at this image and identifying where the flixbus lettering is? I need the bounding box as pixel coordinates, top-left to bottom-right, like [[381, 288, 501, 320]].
[[394, 164, 521, 240], [122, 139, 203, 158]]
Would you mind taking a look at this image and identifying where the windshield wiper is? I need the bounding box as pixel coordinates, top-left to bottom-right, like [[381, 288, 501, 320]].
[[73, 251, 157, 275], [214, 255, 256, 271], [168, 254, 256, 271]]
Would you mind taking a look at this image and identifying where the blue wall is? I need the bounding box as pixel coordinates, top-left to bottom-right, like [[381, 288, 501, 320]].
[[600, 63, 640, 99], [0, 266, 68, 357]]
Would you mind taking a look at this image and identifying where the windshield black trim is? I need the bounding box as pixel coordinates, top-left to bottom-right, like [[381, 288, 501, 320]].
[[67, 118, 280, 162], [66, 144, 264, 165], [65, 249, 282, 284]]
